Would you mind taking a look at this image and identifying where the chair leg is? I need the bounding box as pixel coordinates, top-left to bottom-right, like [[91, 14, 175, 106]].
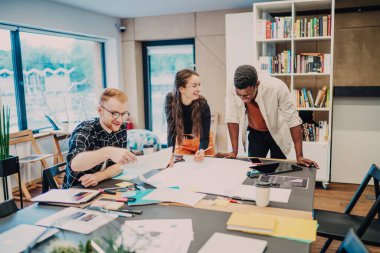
[[320, 238, 333, 253]]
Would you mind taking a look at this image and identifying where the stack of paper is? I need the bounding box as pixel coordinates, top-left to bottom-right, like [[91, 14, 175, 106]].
[[198, 232, 267, 253], [114, 148, 172, 180], [231, 184, 292, 203], [36, 207, 117, 234], [226, 212, 317, 243], [118, 219, 194, 253], [147, 156, 250, 196], [141, 187, 206, 207]]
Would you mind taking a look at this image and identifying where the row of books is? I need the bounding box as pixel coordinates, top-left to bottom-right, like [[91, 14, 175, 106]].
[[259, 50, 292, 74], [294, 86, 329, 108], [256, 15, 332, 40], [257, 17, 293, 40], [294, 15, 331, 38], [294, 53, 331, 74], [259, 52, 331, 74], [302, 121, 328, 143]]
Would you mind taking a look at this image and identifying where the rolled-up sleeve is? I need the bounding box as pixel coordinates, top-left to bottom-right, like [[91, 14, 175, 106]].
[[277, 83, 302, 128], [66, 128, 91, 166]]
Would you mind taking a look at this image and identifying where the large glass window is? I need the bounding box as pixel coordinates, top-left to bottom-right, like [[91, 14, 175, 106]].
[[19, 32, 104, 130], [0, 29, 19, 132], [143, 39, 195, 146]]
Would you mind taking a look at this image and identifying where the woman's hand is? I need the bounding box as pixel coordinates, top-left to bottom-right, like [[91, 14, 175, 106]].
[[194, 149, 205, 162]]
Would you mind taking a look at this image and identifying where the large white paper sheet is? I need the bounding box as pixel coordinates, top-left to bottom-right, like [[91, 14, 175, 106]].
[[231, 184, 292, 203], [142, 188, 206, 207], [115, 148, 172, 180], [198, 232, 267, 253], [119, 219, 193, 253], [146, 156, 251, 197], [0, 224, 59, 253], [36, 207, 117, 234]]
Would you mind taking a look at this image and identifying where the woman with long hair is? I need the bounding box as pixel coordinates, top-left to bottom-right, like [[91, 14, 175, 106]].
[[165, 69, 215, 162]]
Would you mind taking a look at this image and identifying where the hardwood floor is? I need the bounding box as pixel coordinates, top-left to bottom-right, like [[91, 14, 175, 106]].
[[312, 183, 380, 253], [15, 182, 380, 253]]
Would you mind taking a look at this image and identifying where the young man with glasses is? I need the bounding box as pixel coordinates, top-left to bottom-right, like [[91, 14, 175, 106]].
[[63, 88, 137, 189], [216, 65, 318, 168]]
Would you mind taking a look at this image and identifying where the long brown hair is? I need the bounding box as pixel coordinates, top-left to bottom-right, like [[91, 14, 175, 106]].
[[169, 69, 205, 146]]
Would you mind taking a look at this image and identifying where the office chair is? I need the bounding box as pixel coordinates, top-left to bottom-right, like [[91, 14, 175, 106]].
[[42, 162, 67, 193], [0, 199, 19, 218], [314, 164, 380, 253], [336, 228, 369, 253]]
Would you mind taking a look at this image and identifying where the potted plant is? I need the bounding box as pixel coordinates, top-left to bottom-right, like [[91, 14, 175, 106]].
[[0, 105, 21, 201]]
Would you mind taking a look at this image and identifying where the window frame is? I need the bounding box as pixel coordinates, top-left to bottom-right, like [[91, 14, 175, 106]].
[[0, 23, 107, 133], [141, 39, 195, 131]]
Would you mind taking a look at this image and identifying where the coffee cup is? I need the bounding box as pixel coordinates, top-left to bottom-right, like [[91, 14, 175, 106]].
[[143, 144, 155, 155], [255, 181, 271, 207]]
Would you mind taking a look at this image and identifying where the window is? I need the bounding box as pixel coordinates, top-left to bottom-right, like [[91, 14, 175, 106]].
[[142, 39, 195, 146], [0, 25, 106, 132], [20, 32, 104, 130], [0, 29, 19, 132]]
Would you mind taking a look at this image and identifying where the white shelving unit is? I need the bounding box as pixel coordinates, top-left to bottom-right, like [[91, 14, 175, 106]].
[[252, 0, 335, 187]]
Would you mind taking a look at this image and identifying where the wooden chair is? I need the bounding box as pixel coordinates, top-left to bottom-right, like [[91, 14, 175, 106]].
[[336, 228, 369, 253], [9, 130, 54, 200], [42, 162, 66, 193], [314, 164, 380, 253], [0, 199, 19, 218]]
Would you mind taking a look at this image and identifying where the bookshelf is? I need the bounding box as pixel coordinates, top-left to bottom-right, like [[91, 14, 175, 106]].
[[253, 0, 335, 187]]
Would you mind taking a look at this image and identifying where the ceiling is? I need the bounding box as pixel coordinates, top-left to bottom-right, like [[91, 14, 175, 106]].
[[47, 0, 271, 18]]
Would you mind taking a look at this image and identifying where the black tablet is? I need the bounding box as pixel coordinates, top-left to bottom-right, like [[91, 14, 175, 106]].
[[251, 163, 303, 174]]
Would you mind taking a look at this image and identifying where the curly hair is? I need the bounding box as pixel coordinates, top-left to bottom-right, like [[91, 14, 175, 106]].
[[234, 65, 258, 89]]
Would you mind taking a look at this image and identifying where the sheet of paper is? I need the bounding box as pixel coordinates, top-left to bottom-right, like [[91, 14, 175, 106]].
[[232, 185, 292, 203], [198, 232, 267, 253], [142, 188, 206, 207], [0, 224, 59, 253], [119, 219, 193, 253], [114, 148, 172, 180], [31, 189, 100, 204], [146, 156, 251, 197], [36, 207, 117, 234]]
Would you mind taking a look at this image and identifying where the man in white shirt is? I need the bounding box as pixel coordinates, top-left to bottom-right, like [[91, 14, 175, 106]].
[[216, 65, 318, 168]]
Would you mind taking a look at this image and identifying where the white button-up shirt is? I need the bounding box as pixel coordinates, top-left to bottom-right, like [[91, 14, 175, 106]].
[[225, 75, 302, 155]]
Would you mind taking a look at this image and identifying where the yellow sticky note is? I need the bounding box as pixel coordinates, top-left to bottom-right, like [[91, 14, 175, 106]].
[[214, 199, 229, 206], [116, 181, 133, 187]]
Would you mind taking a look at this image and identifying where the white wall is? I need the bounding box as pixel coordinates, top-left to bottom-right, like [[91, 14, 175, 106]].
[[331, 98, 380, 184], [0, 0, 123, 87]]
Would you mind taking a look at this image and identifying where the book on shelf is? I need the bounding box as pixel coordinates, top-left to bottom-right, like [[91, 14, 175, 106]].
[[294, 15, 331, 38], [259, 50, 291, 74], [302, 121, 328, 143], [257, 17, 292, 40], [294, 53, 330, 74], [294, 86, 329, 108]]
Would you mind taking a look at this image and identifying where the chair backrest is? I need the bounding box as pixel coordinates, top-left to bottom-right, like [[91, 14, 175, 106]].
[[0, 199, 19, 218], [42, 162, 67, 193], [344, 164, 380, 238], [345, 164, 380, 218], [9, 129, 49, 168], [336, 228, 369, 253]]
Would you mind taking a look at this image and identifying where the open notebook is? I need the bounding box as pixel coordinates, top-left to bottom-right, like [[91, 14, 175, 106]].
[[31, 189, 101, 206]]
